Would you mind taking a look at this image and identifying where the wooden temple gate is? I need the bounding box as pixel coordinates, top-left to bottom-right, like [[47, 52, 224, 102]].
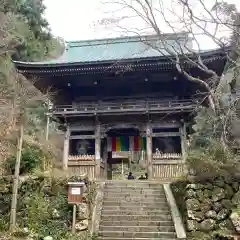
[[13, 34, 227, 181], [62, 121, 187, 180]]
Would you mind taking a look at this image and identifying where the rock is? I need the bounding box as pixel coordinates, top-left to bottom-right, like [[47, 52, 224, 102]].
[[196, 190, 205, 202], [230, 211, 240, 234], [219, 219, 235, 231], [186, 198, 201, 211], [224, 184, 234, 198], [188, 169, 195, 176], [75, 219, 88, 231], [215, 179, 225, 188], [232, 190, 240, 206], [189, 231, 212, 240], [0, 184, 10, 193], [44, 237, 53, 240], [221, 199, 234, 210], [201, 199, 212, 213], [186, 189, 196, 198], [224, 175, 235, 184], [200, 219, 216, 232], [205, 210, 217, 219], [42, 185, 51, 196], [187, 220, 199, 231], [216, 209, 230, 220], [232, 182, 239, 192], [52, 209, 60, 219], [23, 228, 29, 234], [83, 184, 88, 193], [77, 203, 89, 220], [188, 210, 204, 222], [186, 184, 204, 190], [212, 187, 225, 202], [203, 189, 212, 198], [213, 202, 223, 212], [205, 183, 214, 190]]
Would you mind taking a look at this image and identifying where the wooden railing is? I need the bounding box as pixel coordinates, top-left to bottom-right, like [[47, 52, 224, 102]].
[[68, 155, 95, 161], [51, 99, 199, 116], [153, 153, 182, 159]]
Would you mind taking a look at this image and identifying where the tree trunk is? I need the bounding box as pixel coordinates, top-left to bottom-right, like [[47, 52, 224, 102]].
[[9, 124, 24, 232]]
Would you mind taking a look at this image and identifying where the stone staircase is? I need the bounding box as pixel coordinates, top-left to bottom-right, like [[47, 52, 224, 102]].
[[98, 181, 177, 240]]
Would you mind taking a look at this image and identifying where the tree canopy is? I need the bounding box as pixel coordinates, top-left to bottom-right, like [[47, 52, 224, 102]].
[[0, 0, 63, 61], [0, 0, 63, 165]]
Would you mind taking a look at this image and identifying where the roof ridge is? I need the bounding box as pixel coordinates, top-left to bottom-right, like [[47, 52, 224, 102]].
[[66, 32, 190, 48]]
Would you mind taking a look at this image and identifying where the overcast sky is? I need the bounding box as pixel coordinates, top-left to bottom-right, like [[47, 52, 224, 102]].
[[44, 0, 240, 45]]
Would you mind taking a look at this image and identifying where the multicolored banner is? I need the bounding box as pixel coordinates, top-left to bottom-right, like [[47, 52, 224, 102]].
[[112, 137, 129, 151], [130, 136, 147, 151], [107, 136, 146, 152]]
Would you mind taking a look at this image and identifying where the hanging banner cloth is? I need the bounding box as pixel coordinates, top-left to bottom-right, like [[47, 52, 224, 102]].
[[107, 136, 146, 152]]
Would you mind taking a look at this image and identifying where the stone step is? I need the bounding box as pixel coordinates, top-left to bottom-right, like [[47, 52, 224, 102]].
[[103, 200, 167, 206], [104, 192, 165, 196], [103, 196, 167, 201], [99, 238, 177, 240], [101, 215, 172, 221], [100, 220, 173, 227], [102, 205, 170, 211], [99, 182, 176, 240], [104, 192, 165, 197], [101, 210, 170, 215], [98, 231, 177, 238], [105, 189, 164, 194], [102, 203, 169, 208], [105, 186, 163, 190], [99, 225, 175, 232], [106, 182, 163, 187]]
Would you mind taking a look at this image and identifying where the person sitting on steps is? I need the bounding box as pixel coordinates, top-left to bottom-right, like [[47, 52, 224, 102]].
[[127, 172, 134, 180], [138, 174, 145, 180], [145, 173, 148, 180]]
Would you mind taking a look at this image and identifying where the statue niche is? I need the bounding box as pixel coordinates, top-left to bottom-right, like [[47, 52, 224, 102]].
[[76, 139, 90, 155]]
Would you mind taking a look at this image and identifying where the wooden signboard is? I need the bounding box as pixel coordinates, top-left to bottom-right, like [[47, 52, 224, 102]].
[[67, 182, 85, 233], [67, 182, 85, 205]]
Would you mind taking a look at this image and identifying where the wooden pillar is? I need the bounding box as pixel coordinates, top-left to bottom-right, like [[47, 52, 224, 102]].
[[180, 123, 187, 162], [63, 126, 70, 170], [45, 113, 50, 141], [108, 163, 113, 180], [103, 144, 108, 179], [95, 123, 101, 179], [146, 122, 153, 179]]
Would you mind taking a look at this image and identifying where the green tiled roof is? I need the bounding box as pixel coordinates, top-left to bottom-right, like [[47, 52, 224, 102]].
[[14, 33, 193, 66]]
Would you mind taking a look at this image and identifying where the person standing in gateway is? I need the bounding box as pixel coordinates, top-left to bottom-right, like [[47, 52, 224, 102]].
[[127, 172, 134, 180]]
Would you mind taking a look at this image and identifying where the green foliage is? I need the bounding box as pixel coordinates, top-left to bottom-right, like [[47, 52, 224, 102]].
[[187, 105, 240, 181], [21, 192, 71, 239], [187, 140, 238, 181], [1, 0, 63, 61], [171, 181, 188, 226], [0, 176, 97, 239], [190, 107, 223, 148], [5, 143, 45, 175]]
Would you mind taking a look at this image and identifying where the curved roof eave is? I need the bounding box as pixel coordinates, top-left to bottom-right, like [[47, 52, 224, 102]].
[[13, 47, 229, 70]]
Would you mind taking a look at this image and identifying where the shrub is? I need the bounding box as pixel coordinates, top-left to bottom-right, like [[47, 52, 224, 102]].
[[4, 143, 44, 175], [171, 180, 188, 226], [187, 140, 239, 181]]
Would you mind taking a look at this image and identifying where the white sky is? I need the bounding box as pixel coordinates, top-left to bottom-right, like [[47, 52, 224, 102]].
[[44, 0, 240, 49]]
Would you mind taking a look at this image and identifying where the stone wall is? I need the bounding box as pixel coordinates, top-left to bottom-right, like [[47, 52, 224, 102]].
[[185, 178, 240, 236], [0, 175, 96, 239]]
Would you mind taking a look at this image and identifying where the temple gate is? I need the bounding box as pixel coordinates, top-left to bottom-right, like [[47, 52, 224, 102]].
[[14, 33, 227, 180]]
